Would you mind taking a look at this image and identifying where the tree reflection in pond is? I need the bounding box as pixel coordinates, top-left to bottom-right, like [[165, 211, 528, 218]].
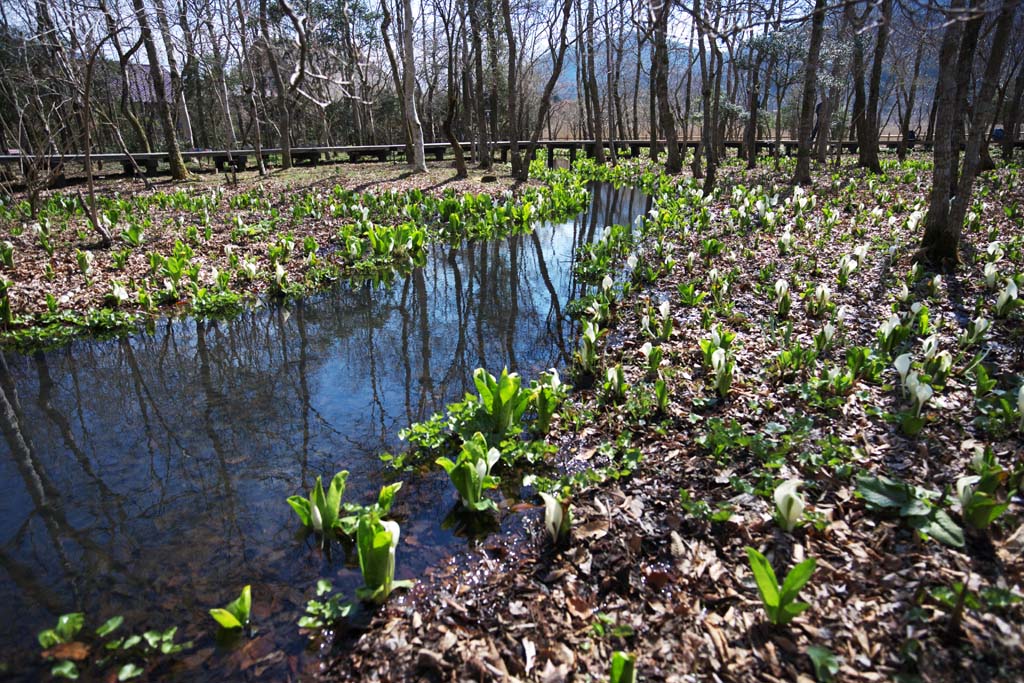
[[0, 182, 649, 680]]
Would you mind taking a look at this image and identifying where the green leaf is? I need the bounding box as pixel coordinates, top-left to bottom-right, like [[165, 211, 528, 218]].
[[745, 547, 780, 609], [962, 491, 1009, 529], [55, 613, 84, 642], [781, 601, 811, 621], [357, 515, 402, 603], [324, 471, 349, 529], [297, 615, 321, 629], [610, 651, 636, 683], [51, 660, 79, 679], [855, 474, 910, 510], [376, 482, 403, 513], [286, 496, 312, 527], [434, 456, 456, 475], [38, 629, 61, 649], [121, 635, 141, 649], [807, 645, 839, 682], [779, 558, 817, 605], [229, 585, 252, 624], [117, 663, 144, 681], [96, 616, 124, 638], [209, 608, 242, 630], [922, 510, 965, 548]]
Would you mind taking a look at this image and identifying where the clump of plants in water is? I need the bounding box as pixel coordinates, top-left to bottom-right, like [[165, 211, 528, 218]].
[[210, 585, 252, 631], [37, 611, 191, 680], [389, 367, 569, 470], [356, 511, 413, 604], [1, 166, 596, 351], [436, 432, 502, 512]]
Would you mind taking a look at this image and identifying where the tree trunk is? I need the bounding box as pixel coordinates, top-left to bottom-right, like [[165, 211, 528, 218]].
[[584, 0, 605, 162], [501, 0, 522, 176], [1002, 59, 1024, 160], [792, 0, 826, 185], [468, 0, 490, 168], [897, 42, 924, 162], [259, 0, 292, 169], [945, 0, 1015, 235], [401, 0, 427, 171], [381, 0, 412, 157], [654, 0, 681, 173], [919, 0, 967, 266], [859, 0, 890, 172], [153, 0, 192, 147], [695, 0, 715, 188], [131, 0, 189, 179], [745, 42, 762, 169], [847, 9, 868, 166], [439, 3, 467, 178], [518, 0, 573, 180], [949, 1, 984, 192]]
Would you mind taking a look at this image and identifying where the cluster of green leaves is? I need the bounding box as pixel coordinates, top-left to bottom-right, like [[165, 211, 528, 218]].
[[392, 368, 568, 471], [855, 474, 964, 548], [38, 612, 189, 680]]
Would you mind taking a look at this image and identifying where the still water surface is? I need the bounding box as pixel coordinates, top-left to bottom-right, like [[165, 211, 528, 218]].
[[0, 183, 649, 679]]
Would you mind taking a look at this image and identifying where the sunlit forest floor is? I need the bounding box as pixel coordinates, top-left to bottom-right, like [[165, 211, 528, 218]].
[[324, 153, 1024, 682], [3, 152, 1022, 681]]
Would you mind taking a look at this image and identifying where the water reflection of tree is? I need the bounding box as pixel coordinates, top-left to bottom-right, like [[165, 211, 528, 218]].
[[0, 183, 651, 656]]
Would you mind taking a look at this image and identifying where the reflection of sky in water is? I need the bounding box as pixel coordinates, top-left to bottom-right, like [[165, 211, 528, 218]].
[[0, 183, 649, 678]]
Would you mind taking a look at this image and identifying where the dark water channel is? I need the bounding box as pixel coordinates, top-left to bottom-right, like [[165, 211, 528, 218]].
[[0, 183, 650, 680]]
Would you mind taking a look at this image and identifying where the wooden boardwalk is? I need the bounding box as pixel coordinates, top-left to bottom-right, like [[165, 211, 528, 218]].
[[1, 137, 1016, 179]]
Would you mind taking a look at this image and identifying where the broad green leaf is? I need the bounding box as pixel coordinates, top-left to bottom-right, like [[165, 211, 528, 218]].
[[142, 630, 162, 649], [286, 495, 312, 527], [610, 651, 636, 683], [779, 558, 817, 605], [899, 499, 931, 518], [209, 608, 242, 630], [117, 663, 144, 681], [357, 515, 402, 603], [922, 510, 965, 548], [121, 635, 141, 649], [807, 645, 839, 682], [324, 471, 349, 529], [963, 493, 1008, 529], [376, 482, 403, 513], [38, 629, 61, 649], [55, 613, 84, 642], [51, 661, 79, 679], [96, 616, 123, 638], [229, 585, 252, 624], [855, 474, 910, 510], [745, 547, 780, 608]]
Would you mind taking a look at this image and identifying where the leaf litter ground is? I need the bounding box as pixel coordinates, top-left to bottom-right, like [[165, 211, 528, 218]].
[[325, 155, 1023, 683]]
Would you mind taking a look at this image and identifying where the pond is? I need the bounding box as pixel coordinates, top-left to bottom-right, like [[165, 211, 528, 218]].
[[0, 182, 650, 680]]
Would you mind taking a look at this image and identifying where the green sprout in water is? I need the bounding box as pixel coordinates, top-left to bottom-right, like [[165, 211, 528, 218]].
[[209, 585, 252, 630], [436, 432, 501, 512], [356, 512, 412, 604], [287, 470, 349, 536]]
